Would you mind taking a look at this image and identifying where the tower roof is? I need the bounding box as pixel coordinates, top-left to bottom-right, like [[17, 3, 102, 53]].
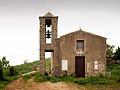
[[44, 12, 54, 17]]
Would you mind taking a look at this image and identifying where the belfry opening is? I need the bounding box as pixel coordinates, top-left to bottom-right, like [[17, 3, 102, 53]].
[[45, 19, 52, 44]]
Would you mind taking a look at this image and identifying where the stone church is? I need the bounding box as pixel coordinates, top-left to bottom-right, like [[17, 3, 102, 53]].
[[39, 12, 106, 77]]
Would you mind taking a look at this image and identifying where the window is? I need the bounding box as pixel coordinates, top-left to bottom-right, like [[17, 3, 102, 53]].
[[94, 61, 98, 70], [76, 40, 84, 50]]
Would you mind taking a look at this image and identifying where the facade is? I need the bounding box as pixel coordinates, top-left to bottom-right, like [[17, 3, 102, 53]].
[[39, 12, 106, 77]]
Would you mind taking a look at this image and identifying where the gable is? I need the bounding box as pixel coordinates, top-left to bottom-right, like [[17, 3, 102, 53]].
[[60, 30, 106, 40]]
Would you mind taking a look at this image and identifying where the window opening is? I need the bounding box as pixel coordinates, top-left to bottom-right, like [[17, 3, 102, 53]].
[[45, 19, 52, 44], [76, 40, 84, 50]]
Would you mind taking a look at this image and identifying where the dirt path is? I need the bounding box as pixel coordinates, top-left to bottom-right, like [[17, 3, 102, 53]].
[[21, 71, 38, 76], [5, 77, 86, 90]]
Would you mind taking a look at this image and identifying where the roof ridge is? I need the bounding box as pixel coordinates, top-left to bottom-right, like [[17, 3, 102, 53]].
[[60, 29, 106, 39], [44, 12, 54, 17]]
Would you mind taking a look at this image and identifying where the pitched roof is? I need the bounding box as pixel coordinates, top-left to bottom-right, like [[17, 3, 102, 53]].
[[44, 12, 54, 17], [60, 29, 106, 39]]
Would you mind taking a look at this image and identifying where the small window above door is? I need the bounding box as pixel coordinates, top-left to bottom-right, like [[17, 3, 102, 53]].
[[76, 40, 84, 50]]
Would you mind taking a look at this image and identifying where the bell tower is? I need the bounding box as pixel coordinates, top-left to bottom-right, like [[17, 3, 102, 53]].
[[39, 12, 58, 75]]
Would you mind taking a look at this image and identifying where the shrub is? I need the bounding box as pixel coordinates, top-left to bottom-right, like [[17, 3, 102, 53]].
[[34, 75, 61, 83], [99, 73, 105, 78], [8, 66, 18, 76], [60, 75, 75, 82], [45, 71, 48, 76], [88, 75, 113, 85], [34, 75, 48, 82], [117, 76, 120, 83], [74, 78, 89, 85], [91, 78, 110, 85], [0, 82, 5, 89], [47, 76, 60, 83], [0, 60, 4, 81]]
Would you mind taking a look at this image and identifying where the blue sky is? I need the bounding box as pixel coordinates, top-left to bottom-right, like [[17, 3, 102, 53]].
[[0, 0, 120, 65]]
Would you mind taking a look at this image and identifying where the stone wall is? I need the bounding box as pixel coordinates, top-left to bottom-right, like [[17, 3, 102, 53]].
[[58, 30, 106, 77], [39, 16, 58, 75]]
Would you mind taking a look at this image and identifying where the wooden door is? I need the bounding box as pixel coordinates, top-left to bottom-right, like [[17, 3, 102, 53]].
[[75, 56, 85, 77]]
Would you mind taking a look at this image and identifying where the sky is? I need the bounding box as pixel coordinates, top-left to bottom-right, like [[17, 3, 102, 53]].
[[0, 0, 120, 65]]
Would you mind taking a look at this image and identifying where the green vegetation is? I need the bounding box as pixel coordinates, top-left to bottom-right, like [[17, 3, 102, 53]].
[[0, 57, 51, 89], [0, 60, 4, 81], [34, 74, 114, 85], [113, 47, 120, 61], [22, 72, 39, 82], [106, 44, 120, 64], [15, 60, 39, 74], [0, 57, 19, 89], [0, 75, 20, 89], [45, 58, 51, 74], [15, 58, 50, 74], [1, 54, 120, 89], [106, 44, 115, 60], [0, 57, 10, 69], [34, 61, 120, 89], [107, 64, 120, 82]]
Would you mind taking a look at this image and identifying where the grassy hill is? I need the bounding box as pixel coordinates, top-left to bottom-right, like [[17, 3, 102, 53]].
[[15, 58, 51, 74]]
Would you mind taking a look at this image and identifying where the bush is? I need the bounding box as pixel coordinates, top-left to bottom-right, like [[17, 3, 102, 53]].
[[34, 75, 48, 82], [0, 60, 4, 81], [47, 76, 60, 83], [60, 75, 75, 82], [8, 66, 18, 76], [0, 82, 5, 89], [88, 75, 113, 85], [74, 78, 89, 85], [91, 78, 110, 85], [45, 71, 48, 76]]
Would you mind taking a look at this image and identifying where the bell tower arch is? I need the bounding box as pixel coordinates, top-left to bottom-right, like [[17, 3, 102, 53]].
[[39, 12, 58, 75]]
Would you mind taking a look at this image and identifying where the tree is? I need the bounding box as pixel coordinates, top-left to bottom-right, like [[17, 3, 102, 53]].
[[113, 47, 120, 61], [0, 60, 4, 81], [1, 56, 10, 69], [106, 44, 115, 60]]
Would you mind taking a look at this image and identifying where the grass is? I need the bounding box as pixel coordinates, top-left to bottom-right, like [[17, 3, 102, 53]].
[[14, 60, 39, 74], [33, 74, 120, 89], [34, 63, 120, 89], [0, 59, 50, 89], [1, 59, 120, 89], [15, 58, 50, 74], [0, 75, 20, 89], [22, 72, 39, 82], [45, 58, 51, 74], [34, 74, 114, 85]]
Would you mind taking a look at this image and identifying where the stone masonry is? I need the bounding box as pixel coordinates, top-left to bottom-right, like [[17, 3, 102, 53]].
[[39, 12, 106, 77]]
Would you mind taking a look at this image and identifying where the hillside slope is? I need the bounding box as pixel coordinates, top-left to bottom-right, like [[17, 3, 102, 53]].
[[15, 58, 50, 74]]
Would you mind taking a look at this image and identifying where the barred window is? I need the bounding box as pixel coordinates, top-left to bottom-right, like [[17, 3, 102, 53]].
[[76, 40, 84, 50]]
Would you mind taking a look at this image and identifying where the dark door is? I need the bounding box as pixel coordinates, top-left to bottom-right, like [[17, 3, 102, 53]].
[[75, 56, 85, 78]]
